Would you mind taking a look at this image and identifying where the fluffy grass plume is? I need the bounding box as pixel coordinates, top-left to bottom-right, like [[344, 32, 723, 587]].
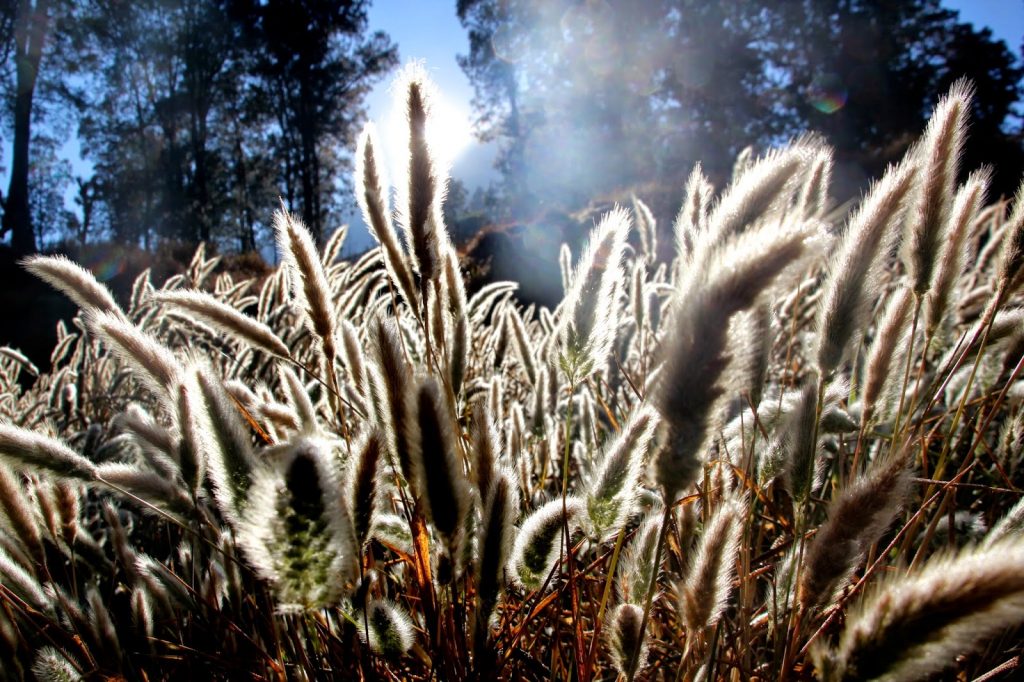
[[813, 539, 1024, 682], [22, 254, 122, 317], [557, 205, 630, 377], [816, 162, 916, 375]]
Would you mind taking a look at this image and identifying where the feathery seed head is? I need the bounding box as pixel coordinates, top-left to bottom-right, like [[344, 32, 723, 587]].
[[585, 406, 659, 541], [410, 377, 469, 546], [556, 205, 631, 378], [679, 497, 745, 632], [607, 603, 649, 677], [238, 436, 355, 610], [905, 79, 972, 296], [509, 496, 584, 590], [814, 539, 1024, 682], [23, 254, 122, 317], [360, 599, 416, 659], [816, 161, 917, 376]]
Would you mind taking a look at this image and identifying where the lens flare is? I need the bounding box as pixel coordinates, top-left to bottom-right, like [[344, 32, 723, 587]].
[[809, 75, 848, 114], [383, 85, 473, 172], [82, 249, 126, 282]]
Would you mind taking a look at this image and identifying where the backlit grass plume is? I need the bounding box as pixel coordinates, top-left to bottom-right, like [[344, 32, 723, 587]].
[[556, 205, 630, 378], [238, 437, 356, 610], [3, 74, 1022, 681], [813, 539, 1024, 682]]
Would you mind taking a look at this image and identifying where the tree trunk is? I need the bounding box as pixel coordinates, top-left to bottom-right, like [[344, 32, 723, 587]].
[[2, 0, 50, 256]]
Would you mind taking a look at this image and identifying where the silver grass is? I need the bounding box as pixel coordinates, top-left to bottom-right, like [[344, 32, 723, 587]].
[[862, 287, 914, 424], [396, 63, 447, 288], [814, 539, 1024, 682], [115, 404, 177, 468], [728, 304, 772, 409], [585, 406, 659, 541], [674, 163, 714, 266], [632, 196, 658, 263], [607, 603, 649, 677], [472, 406, 501, 507], [0, 347, 37, 378], [371, 513, 413, 555], [509, 496, 585, 590], [372, 318, 415, 484], [193, 367, 259, 519], [618, 511, 663, 605], [468, 281, 517, 324], [654, 226, 810, 499], [0, 545, 50, 614], [54, 482, 79, 546], [556, 205, 630, 378], [410, 377, 469, 547], [926, 169, 989, 336], [798, 147, 833, 220], [476, 472, 519, 628], [154, 290, 290, 358], [983, 494, 1024, 548], [89, 310, 181, 397], [95, 463, 191, 512], [278, 365, 317, 434], [559, 243, 572, 294], [530, 366, 548, 433], [798, 451, 909, 614], [360, 598, 415, 659], [49, 330, 78, 367], [0, 464, 42, 561], [444, 251, 470, 395], [351, 429, 384, 548], [175, 382, 206, 494], [134, 554, 192, 608], [131, 586, 154, 646], [22, 254, 122, 317], [995, 179, 1024, 291], [506, 307, 538, 386], [679, 497, 744, 633], [0, 424, 97, 481], [631, 261, 648, 334], [904, 80, 971, 297], [340, 320, 370, 398], [237, 436, 355, 610], [322, 224, 348, 266], [86, 586, 121, 662], [31, 647, 82, 682], [274, 208, 338, 362], [816, 162, 916, 375], [697, 146, 808, 259]]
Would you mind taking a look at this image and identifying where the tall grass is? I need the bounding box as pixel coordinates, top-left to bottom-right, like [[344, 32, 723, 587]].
[[2, 67, 1024, 681]]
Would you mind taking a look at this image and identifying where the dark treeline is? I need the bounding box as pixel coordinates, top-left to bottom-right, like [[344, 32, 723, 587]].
[[1, 0, 397, 256], [457, 0, 1024, 233], [2, 0, 1024, 260]]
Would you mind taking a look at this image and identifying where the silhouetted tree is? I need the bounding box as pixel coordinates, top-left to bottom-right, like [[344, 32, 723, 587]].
[[235, 0, 397, 241]]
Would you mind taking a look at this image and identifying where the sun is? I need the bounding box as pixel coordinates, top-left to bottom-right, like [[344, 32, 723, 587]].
[[382, 87, 474, 174]]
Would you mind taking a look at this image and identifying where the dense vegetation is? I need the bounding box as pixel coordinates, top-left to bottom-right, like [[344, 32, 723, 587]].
[[1, 67, 1024, 681]]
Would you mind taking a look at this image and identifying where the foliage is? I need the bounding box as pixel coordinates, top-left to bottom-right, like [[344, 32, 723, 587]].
[[3, 69, 1024, 682], [457, 0, 1024, 227]]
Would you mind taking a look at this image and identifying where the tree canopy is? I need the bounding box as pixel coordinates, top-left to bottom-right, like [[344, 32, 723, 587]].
[[458, 0, 1024, 224]]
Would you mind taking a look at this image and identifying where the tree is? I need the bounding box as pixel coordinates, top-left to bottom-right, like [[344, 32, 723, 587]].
[[236, 0, 397, 242], [2, 0, 52, 255], [458, 0, 1024, 221]]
